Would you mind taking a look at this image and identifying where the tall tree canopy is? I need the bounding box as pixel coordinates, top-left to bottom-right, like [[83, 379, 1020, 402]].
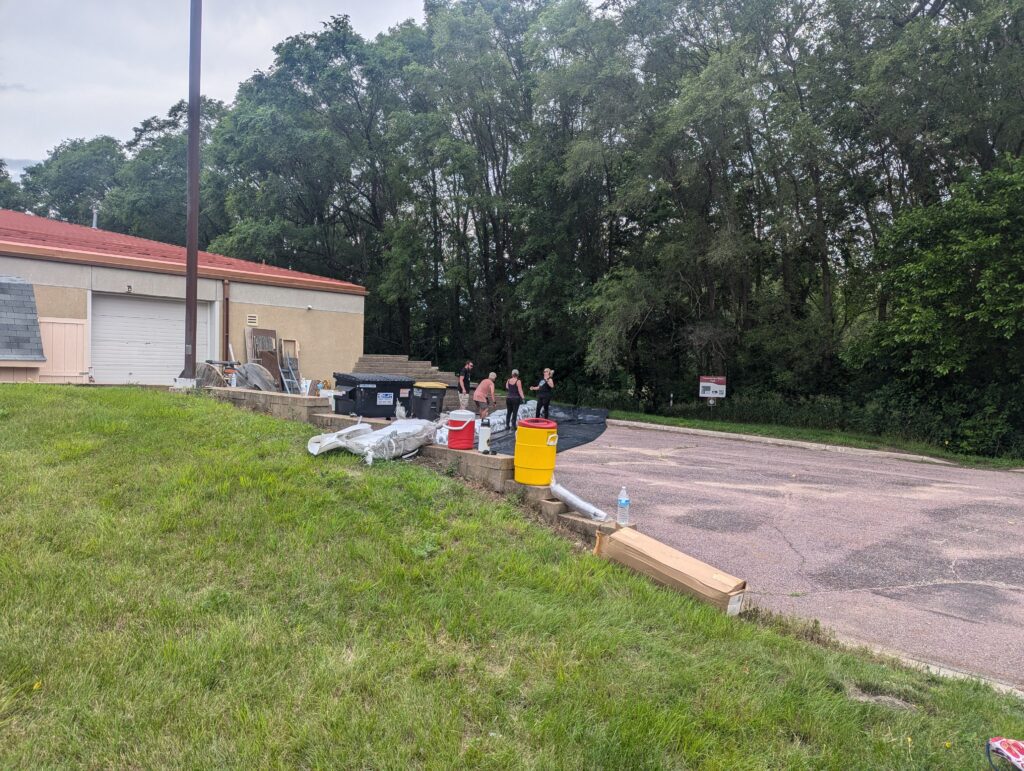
[[0, 160, 21, 210], [10, 0, 1024, 452], [20, 136, 125, 225], [102, 97, 228, 247]]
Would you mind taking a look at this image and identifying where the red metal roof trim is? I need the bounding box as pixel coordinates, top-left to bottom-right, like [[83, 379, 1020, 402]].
[[0, 209, 367, 296]]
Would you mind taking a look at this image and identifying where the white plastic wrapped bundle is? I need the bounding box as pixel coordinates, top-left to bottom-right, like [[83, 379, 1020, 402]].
[[308, 419, 436, 463], [307, 423, 373, 456], [485, 412, 507, 432]]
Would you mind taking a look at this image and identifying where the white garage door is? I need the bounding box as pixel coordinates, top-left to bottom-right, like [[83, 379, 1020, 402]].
[[91, 294, 211, 385]]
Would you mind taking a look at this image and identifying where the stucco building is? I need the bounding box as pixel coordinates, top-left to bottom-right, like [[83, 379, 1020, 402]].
[[0, 210, 365, 385]]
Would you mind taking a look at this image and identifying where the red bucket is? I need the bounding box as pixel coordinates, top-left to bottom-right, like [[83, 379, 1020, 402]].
[[447, 410, 475, 450]]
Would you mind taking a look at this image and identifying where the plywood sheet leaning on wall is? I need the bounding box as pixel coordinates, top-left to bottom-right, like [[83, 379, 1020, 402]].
[[244, 327, 282, 387], [235, 362, 279, 392], [594, 528, 747, 615]]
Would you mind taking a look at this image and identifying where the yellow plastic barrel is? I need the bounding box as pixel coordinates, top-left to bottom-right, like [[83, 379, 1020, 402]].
[[514, 418, 559, 486]]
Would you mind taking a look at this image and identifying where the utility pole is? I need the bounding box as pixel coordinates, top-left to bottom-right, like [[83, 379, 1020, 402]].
[[181, 0, 202, 383]]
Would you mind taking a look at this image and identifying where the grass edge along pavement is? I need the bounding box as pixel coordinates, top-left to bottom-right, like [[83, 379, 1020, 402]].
[[610, 410, 1024, 470], [0, 385, 1021, 767]]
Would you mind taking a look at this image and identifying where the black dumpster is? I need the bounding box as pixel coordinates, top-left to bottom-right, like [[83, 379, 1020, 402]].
[[410, 381, 449, 420], [333, 373, 415, 418]]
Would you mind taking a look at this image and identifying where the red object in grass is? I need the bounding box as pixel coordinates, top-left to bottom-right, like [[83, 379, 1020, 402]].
[[989, 737, 1024, 770]]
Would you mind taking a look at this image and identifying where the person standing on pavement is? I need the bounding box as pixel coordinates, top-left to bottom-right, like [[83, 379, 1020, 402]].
[[473, 371, 497, 417], [505, 369, 525, 430], [457, 360, 474, 410], [530, 368, 555, 419]]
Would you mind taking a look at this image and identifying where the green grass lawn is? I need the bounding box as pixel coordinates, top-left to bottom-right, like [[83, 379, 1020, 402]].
[[610, 411, 1024, 470], [1, 386, 1021, 767]]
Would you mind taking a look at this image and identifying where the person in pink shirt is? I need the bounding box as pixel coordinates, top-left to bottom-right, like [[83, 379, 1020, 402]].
[[473, 371, 497, 417]]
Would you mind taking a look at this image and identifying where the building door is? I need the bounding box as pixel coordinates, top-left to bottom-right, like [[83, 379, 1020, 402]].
[[38, 317, 88, 383], [91, 294, 210, 385]]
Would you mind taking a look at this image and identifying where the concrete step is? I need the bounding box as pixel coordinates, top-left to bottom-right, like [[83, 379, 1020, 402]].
[[352, 365, 433, 370], [350, 354, 461, 388], [352, 362, 447, 373]]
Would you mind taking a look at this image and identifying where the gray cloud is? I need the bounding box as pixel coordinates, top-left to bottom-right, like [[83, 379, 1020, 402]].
[[0, 1, 422, 159]]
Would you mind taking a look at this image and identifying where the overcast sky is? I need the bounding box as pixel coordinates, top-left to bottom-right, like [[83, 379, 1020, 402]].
[[0, 1, 423, 168]]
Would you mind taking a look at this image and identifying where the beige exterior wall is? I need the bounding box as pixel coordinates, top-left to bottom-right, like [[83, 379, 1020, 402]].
[[229, 302, 363, 384], [0, 252, 366, 385], [32, 285, 88, 319]]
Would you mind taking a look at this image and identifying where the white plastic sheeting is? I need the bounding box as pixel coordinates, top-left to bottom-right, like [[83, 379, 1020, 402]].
[[308, 419, 436, 463], [307, 423, 373, 456], [434, 401, 537, 445]]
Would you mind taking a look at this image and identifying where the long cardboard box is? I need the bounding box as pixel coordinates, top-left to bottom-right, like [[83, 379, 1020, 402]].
[[594, 528, 747, 615]]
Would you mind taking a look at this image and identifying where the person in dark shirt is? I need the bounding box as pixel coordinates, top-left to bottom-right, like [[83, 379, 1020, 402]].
[[457, 360, 474, 410], [505, 369, 525, 430], [530, 368, 554, 419]]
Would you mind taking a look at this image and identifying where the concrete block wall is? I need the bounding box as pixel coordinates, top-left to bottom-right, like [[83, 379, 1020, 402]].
[[206, 387, 619, 546], [502, 478, 626, 542], [206, 387, 329, 424], [420, 444, 516, 492], [308, 412, 390, 432]]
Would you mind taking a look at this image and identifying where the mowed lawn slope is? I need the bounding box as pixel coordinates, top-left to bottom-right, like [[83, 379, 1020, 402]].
[[0, 387, 1020, 768]]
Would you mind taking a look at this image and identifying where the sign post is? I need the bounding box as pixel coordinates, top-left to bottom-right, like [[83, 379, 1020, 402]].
[[698, 376, 727, 411]]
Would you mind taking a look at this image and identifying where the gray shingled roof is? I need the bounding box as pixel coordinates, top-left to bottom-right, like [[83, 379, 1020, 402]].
[[0, 275, 46, 362]]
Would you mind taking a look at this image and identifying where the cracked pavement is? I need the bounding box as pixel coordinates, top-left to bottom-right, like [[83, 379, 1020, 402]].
[[555, 423, 1024, 687]]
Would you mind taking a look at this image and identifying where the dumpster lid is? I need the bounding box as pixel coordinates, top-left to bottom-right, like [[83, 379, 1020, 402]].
[[333, 372, 416, 385], [414, 381, 449, 389]]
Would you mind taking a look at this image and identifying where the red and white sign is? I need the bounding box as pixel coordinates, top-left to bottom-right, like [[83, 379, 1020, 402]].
[[698, 376, 727, 399]]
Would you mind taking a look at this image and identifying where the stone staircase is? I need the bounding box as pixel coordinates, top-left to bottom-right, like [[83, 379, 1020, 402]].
[[350, 354, 459, 386]]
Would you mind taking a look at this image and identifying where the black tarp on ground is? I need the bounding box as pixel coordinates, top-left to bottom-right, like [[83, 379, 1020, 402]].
[[490, 403, 608, 455]]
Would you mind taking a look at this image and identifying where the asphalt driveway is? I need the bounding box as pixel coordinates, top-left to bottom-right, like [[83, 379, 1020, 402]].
[[555, 422, 1024, 689]]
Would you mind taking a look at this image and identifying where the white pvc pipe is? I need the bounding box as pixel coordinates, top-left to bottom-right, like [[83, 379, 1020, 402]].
[[549, 475, 610, 522]]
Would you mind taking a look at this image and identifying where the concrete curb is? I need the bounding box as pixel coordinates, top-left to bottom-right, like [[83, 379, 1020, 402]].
[[832, 632, 1024, 699], [606, 419, 953, 466]]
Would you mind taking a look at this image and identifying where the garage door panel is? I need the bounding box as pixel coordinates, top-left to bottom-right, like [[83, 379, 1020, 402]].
[[91, 295, 210, 385]]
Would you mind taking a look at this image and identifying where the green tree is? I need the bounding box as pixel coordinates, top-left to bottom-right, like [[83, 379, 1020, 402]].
[[16, 0, 1024, 449], [103, 97, 228, 246], [865, 160, 1024, 454], [0, 160, 22, 210], [20, 136, 124, 224]]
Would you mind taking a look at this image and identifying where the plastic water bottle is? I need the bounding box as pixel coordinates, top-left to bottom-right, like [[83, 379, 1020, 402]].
[[616, 486, 630, 526]]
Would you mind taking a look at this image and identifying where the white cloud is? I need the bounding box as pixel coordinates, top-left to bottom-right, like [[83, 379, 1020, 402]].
[[0, 0, 423, 159]]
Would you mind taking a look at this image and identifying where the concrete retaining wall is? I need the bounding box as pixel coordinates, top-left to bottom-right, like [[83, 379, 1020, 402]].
[[209, 388, 619, 545], [420, 444, 516, 492], [207, 387, 329, 423]]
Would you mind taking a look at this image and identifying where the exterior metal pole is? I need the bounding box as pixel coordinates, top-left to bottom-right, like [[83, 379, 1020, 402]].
[[182, 0, 202, 380]]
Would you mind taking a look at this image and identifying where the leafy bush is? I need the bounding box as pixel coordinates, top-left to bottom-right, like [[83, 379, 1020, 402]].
[[662, 390, 859, 431], [860, 159, 1024, 458]]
